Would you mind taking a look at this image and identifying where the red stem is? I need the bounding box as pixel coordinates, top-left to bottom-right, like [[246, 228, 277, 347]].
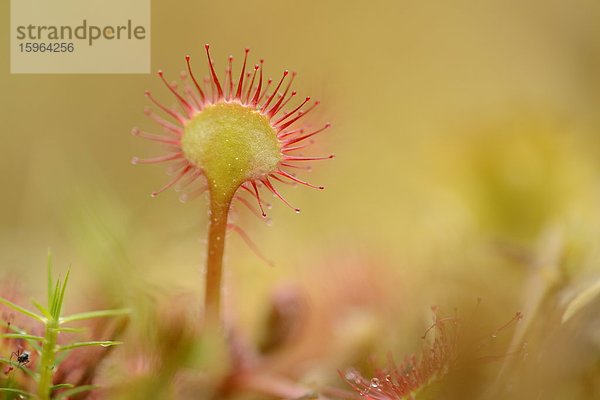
[[204, 191, 233, 327]]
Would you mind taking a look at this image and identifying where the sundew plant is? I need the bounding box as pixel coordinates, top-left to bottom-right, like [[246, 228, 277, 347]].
[[3, 30, 600, 400], [132, 45, 332, 328]]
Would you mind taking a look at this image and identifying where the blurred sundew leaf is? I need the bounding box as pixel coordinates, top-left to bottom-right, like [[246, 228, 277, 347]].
[[441, 115, 596, 245], [562, 278, 600, 323]]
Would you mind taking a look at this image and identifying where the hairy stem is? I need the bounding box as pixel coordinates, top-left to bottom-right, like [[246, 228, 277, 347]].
[[38, 319, 58, 400], [204, 190, 234, 327]]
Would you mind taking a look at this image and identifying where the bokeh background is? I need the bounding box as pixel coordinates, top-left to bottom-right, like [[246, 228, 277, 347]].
[[2, 0, 600, 398]]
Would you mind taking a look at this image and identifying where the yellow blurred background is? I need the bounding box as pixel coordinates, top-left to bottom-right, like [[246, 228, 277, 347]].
[[1, 0, 600, 396]]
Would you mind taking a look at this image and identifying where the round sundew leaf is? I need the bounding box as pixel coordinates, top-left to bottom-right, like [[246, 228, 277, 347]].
[[181, 102, 280, 202]]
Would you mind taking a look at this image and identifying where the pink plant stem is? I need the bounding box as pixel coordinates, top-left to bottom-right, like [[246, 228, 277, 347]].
[[204, 190, 233, 327]]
